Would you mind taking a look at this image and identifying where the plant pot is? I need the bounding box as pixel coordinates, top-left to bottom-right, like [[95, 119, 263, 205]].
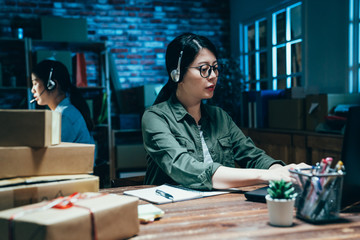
[[265, 194, 295, 227]]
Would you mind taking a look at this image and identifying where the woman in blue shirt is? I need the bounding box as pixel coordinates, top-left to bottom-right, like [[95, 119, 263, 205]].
[[31, 60, 93, 144]]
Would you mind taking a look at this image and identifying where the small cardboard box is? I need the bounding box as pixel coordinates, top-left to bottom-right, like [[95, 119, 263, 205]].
[[0, 110, 61, 147], [0, 174, 99, 211], [268, 99, 305, 130], [0, 192, 139, 240], [0, 142, 95, 179]]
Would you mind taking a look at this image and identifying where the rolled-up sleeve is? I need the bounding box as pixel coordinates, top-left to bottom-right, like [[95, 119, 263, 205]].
[[228, 119, 285, 169], [142, 110, 221, 190]]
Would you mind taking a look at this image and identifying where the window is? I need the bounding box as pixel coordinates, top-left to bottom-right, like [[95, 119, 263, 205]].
[[243, 2, 302, 91], [244, 19, 268, 91], [349, 0, 360, 93], [272, 3, 302, 90]]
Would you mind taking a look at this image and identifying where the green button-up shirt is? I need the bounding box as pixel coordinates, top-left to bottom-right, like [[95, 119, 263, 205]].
[[142, 94, 284, 190]]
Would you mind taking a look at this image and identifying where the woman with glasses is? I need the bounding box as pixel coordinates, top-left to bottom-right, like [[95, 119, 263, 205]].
[[142, 33, 307, 190]]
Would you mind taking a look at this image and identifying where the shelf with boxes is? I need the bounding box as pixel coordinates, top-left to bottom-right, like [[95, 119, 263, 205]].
[[239, 89, 360, 133], [29, 39, 112, 188], [0, 37, 112, 187], [110, 129, 146, 180], [109, 84, 163, 181]]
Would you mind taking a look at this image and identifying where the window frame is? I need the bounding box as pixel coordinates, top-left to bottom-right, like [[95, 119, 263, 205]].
[[241, 1, 303, 91], [349, 0, 360, 93]]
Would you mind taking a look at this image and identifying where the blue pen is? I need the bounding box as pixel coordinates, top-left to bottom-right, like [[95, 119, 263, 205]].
[[156, 189, 174, 201]]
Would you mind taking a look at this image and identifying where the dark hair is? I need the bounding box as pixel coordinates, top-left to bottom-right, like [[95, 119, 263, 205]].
[[154, 32, 218, 105], [32, 60, 94, 131]]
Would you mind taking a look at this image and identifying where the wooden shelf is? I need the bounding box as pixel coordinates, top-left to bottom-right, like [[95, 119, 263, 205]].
[[242, 128, 343, 165]]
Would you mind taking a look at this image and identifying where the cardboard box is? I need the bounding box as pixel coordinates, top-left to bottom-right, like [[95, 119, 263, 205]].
[[268, 99, 305, 130], [0, 142, 95, 179], [0, 110, 61, 147], [41, 16, 88, 42], [305, 93, 360, 131], [0, 192, 139, 240], [0, 175, 99, 211]]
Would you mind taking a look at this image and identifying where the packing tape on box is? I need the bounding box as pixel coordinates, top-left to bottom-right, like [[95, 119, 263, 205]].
[[8, 192, 107, 240]]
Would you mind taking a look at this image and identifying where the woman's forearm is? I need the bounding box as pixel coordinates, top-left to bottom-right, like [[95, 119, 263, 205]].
[[211, 164, 298, 189]]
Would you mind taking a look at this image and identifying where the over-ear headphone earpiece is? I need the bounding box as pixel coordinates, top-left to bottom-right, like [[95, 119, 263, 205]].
[[170, 35, 198, 83], [171, 51, 183, 82], [47, 68, 56, 91]]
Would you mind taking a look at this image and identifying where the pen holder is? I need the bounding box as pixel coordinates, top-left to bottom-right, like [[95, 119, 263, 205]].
[[290, 168, 345, 223]]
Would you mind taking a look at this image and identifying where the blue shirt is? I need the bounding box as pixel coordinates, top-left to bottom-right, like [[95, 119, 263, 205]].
[[55, 97, 94, 144]]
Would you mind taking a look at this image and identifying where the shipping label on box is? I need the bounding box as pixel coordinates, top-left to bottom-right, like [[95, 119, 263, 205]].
[[0, 110, 61, 147], [0, 174, 99, 211], [0, 192, 139, 240], [0, 142, 95, 179]]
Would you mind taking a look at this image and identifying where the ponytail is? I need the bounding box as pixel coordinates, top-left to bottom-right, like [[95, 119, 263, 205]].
[[153, 79, 177, 105], [69, 85, 94, 132]]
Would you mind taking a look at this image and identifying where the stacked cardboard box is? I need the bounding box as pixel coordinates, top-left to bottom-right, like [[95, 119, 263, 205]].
[[0, 110, 98, 210], [0, 110, 139, 239]]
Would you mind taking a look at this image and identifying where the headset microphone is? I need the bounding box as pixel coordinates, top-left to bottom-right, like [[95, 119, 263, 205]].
[[30, 88, 46, 103]]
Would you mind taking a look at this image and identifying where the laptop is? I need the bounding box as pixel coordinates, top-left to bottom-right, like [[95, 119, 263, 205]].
[[245, 106, 360, 207], [244, 186, 268, 203]]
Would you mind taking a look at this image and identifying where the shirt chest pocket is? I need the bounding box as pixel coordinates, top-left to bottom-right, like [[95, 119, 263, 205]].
[[175, 136, 196, 154], [218, 136, 235, 165]]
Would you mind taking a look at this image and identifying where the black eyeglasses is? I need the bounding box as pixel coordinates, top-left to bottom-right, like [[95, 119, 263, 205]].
[[188, 64, 219, 78]]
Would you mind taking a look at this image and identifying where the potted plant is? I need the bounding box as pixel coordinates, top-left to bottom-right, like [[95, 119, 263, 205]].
[[266, 180, 298, 227]]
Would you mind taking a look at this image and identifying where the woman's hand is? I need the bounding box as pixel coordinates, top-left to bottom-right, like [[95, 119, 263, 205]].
[[266, 162, 311, 182]]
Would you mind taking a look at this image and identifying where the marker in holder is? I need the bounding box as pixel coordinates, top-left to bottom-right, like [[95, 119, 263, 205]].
[[290, 167, 345, 223]]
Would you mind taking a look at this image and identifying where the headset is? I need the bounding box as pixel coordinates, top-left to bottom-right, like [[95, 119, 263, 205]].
[[29, 67, 56, 103], [46, 67, 56, 91], [170, 51, 183, 82], [170, 35, 197, 83]]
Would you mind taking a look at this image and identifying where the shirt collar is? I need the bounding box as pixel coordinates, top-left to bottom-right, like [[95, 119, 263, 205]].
[[55, 97, 71, 112], [169, 94, 188, 122], [168, 94, 211, 123]]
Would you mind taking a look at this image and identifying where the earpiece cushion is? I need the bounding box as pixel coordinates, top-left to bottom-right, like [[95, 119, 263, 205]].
[[171, 69, 179, 82], [47, 80, 56, 90]]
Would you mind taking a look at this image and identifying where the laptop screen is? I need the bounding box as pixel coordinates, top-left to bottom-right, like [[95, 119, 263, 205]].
[[341, 106, 360, 210]]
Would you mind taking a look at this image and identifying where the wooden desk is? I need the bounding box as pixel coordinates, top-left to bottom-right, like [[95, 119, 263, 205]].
[[101, 185, 360, 240]]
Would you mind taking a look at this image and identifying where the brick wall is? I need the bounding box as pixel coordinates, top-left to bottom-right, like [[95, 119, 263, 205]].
[[0, 0, 230, 89]]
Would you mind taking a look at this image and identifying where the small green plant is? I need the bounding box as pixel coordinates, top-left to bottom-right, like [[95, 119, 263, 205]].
[[267, 180, 297, 199]]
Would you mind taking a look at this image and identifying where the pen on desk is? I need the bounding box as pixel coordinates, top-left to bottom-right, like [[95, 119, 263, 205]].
[[156, 189, 174, 201]]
